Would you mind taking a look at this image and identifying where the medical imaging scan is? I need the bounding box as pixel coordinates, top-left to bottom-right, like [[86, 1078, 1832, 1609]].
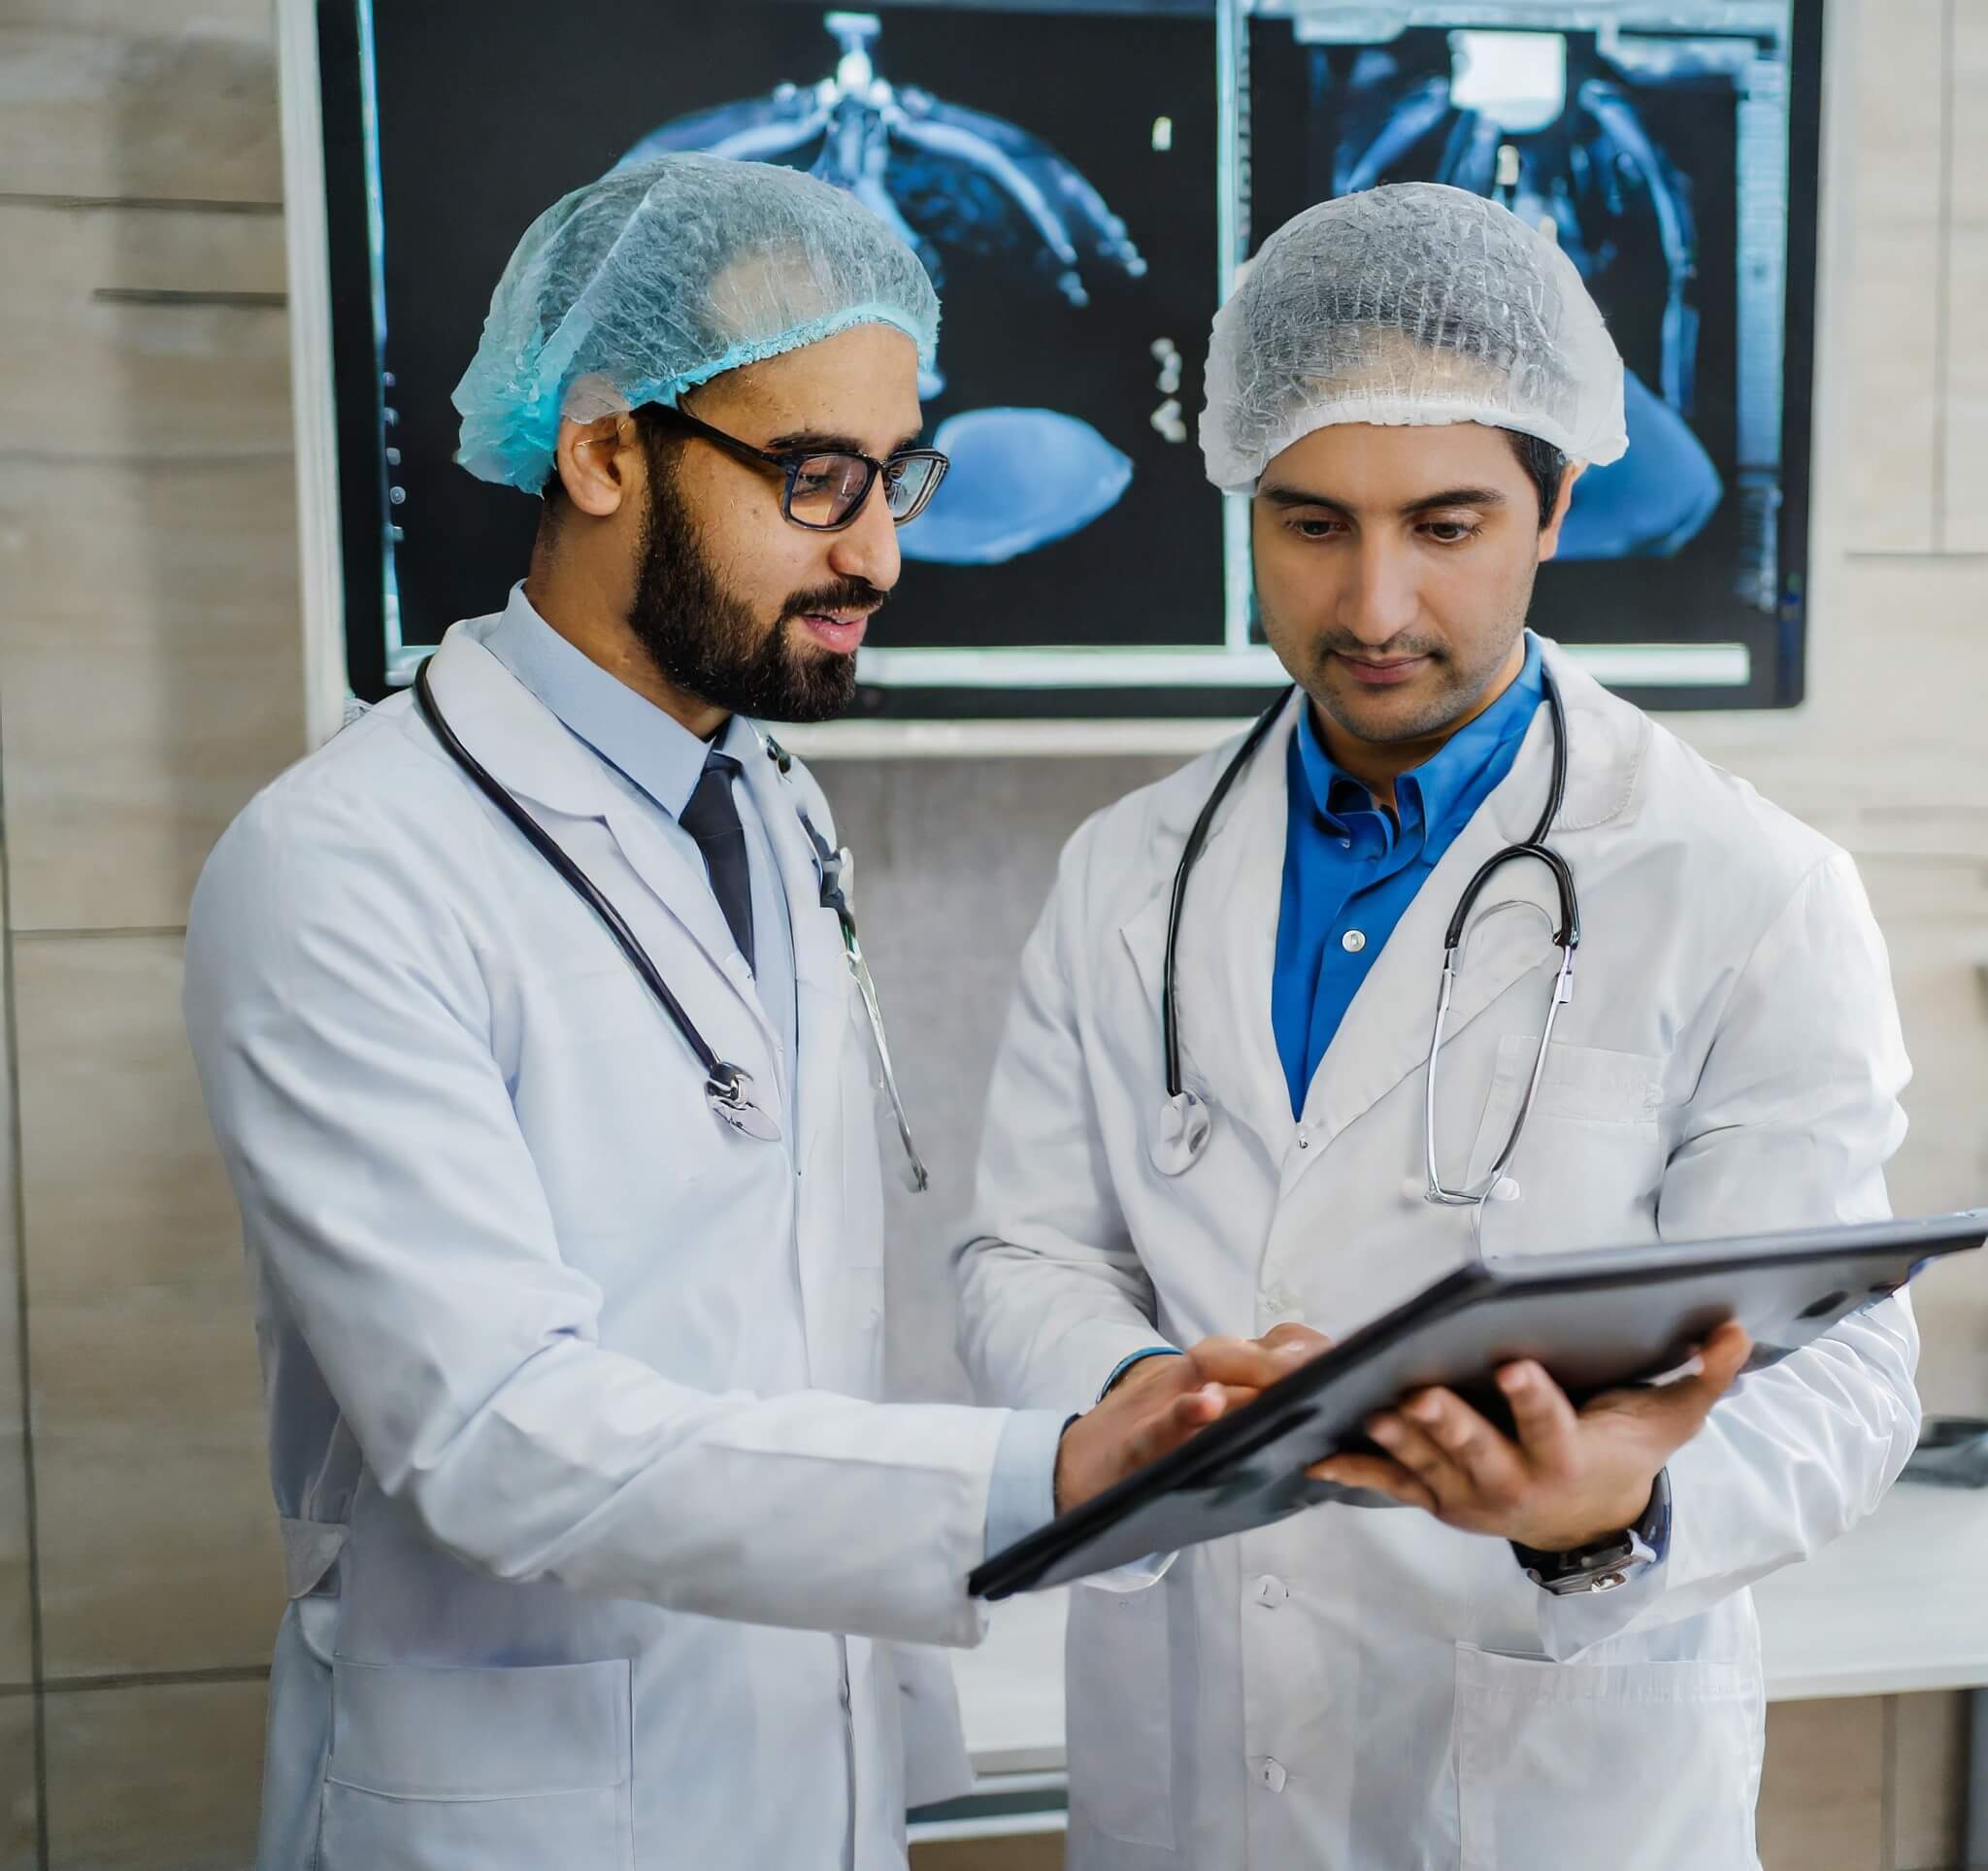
[[329, 0, 1224, 714], [1249, 1, 1815, 699], [616, 10, 1151, 566], [321, 0, 1820, 715]]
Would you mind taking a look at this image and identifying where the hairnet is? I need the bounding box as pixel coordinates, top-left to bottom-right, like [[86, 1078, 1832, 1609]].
[[453, 152, 941, 491], [1200, 182, 1628, 494]]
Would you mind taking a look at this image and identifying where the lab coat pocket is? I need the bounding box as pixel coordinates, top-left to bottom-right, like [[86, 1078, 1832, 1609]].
[[1454, 1645, 1760, 1871], [1464, 1037, 1667, 1253], [317, 1655, 634, 1871], [1066, 1581, 1176, 1849]]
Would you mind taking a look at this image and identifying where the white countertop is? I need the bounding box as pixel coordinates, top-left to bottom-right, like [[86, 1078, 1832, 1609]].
[[954, 1484, 1988, 1778], [1754, 1483, 1988, 1699]]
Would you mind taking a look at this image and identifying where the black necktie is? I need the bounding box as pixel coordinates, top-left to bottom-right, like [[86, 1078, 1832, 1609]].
[[679, 748, 755, 976]]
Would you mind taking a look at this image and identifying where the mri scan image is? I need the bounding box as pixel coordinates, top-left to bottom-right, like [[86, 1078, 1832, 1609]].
[[618, 10, 1148, 566], [1252, 2, 1805, 620], [325, 0, 1819, 713]]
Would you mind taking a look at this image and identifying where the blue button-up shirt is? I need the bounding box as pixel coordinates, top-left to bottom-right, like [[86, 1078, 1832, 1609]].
[[1272, 634, 1544, 1118], [481, 585, 1060, 1559]]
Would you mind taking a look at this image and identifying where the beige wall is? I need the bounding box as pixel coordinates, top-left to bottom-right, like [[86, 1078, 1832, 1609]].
[[0, 3, 294, 1865], [0, 3, 1980, 1867]]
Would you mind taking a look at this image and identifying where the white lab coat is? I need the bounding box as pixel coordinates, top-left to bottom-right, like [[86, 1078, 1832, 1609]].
[[956, 640, 1920, 1871], [184, 617, 994, 1871]]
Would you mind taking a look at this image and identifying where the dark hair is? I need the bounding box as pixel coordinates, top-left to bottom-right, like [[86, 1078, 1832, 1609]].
[[539, 402, 680, 510], [1501, 428, 1571, 530]]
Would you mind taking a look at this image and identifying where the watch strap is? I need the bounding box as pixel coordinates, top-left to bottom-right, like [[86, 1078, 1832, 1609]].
[[1513, 1468, 1672, 1596]]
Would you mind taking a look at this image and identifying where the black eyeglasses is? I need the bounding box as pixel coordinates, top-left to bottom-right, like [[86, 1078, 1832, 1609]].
[[653, 403, 949, 532]]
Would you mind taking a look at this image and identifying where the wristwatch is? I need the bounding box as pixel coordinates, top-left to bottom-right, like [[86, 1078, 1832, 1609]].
[[1512, 1469, 1672, 1596]]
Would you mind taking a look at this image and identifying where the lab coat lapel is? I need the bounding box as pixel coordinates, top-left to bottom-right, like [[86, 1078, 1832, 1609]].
[[422, 625, 774, 1049], [597, 794, 779, 1052], [733, 730, 849, 1129], [1294, 638, 1651, 1156], [1119, 693, 1305, 1162], [734, 732, 868, 1387]]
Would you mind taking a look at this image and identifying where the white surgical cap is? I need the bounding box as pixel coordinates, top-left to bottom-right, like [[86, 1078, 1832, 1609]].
[[454, 152, 941, 491], [1200, 182, 1628, 495]]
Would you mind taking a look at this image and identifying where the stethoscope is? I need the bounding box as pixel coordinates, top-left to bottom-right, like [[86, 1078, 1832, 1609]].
[[1153, 664, 1578, 1219], [414, 657, 930, 1192]]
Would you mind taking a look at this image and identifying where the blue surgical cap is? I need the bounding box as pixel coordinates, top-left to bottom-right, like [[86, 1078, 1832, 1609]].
[[453, 152, 942, 491]]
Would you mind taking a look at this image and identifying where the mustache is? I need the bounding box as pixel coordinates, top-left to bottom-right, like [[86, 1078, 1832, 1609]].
[[781, 579, 889, 623], [1318, 635, 1447, 662]]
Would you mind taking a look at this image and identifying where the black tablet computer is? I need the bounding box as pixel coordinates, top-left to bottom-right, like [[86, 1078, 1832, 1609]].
[[969, 1211, 1986, 1600]]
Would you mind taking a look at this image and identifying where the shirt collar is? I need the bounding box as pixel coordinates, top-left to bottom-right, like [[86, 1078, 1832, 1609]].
[[481, 582, 751, 820], [1293, 631, 1545, 837]]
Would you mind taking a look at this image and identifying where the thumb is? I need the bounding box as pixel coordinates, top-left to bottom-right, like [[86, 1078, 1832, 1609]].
[[1675, 1320, 1754, 1404], [1625, 1320, 1754, 1445]]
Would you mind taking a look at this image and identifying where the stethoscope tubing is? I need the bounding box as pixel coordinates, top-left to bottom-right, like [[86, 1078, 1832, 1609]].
[[413, 656, 928, 1176], [1158, 660, 1576, 1191], [414, 655, 725, 1082]]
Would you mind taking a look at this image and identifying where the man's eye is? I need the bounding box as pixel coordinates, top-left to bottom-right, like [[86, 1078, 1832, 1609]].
[[1289, 518, 1341, 539], [1422, 521, 1479, 544]]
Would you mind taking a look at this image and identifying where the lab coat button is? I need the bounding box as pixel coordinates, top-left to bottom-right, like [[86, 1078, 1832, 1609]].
[[1295, 1126, 1309, 1151], [1252, 1574, 1288, 1608], [1254, 1756, 1288, 1792], [1341, 929, 1367, 953]]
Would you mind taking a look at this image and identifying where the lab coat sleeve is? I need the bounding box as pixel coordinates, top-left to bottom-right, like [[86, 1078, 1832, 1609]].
[[182, 787, 1006, 1650], [1538, 849, 1920, 1658], [954, 822, 1179, 1419]]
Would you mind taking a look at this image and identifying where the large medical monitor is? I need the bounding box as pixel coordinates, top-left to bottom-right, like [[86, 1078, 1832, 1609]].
[[302, 0, 1825, 730]]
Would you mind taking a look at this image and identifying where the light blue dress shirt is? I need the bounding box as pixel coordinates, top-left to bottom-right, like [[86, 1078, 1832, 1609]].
[[482, 586, 1059, 1560]]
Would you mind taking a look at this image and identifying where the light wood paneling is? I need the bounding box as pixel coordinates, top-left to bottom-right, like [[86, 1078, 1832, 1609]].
[[0, 200, 289, 463], [1757, 1695, 1888, 1870], [16, 937, 281, 1679], [1840, 0, 1949, 553], [0, 454, 305, 933], [1943, 0, 1988, 551], [43, 1677, 265, 1871], [0, 25, 279, 206]]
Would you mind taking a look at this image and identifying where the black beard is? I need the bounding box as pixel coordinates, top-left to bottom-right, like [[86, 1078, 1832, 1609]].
[[625, 473, 878, 725]]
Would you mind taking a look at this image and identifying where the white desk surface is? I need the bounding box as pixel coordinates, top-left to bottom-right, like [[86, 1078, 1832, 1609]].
[[955, 1485, 1988, 1778]]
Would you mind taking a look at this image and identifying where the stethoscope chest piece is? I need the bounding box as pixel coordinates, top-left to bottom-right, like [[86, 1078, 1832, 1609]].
[[705, 1063, 782, 1142], [1151, 1088, 1212, 1176]]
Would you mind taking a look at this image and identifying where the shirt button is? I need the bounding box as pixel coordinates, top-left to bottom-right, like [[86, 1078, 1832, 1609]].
[[1253, 1575, 1289, 1608], [1342, 929, 1367, 953], [1254, 1757, 1288, 1793], [1340, 837, 1352, 850]]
